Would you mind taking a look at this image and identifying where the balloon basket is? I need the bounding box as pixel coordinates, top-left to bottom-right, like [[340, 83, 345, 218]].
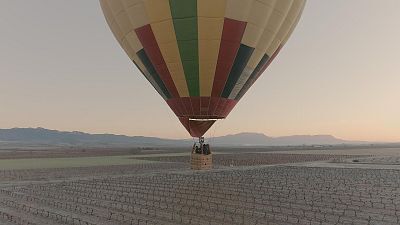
[[191, 137, 212, 170], [191, 153, 213, 170]]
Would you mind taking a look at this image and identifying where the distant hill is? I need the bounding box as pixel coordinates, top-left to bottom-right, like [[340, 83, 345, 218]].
[[210, 132, 361, 146], [0, 128, 364, 148], [0, 128, 179, 148]]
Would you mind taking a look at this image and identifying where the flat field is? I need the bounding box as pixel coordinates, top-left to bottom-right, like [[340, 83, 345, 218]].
[[0, 155, 156, 170], [0, 146, 399, 225]]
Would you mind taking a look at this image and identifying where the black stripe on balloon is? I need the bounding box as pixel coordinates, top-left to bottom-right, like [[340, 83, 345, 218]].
[[221, 44, 255, 98], [235, 54, 270, 101], [137, 49, 171, 99]]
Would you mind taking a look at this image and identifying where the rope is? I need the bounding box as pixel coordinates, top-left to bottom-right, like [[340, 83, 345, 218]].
[[208, 119, 224, 145]]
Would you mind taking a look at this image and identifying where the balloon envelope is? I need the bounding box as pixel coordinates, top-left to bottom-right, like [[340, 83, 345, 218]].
[[100, 0, 306, 137]]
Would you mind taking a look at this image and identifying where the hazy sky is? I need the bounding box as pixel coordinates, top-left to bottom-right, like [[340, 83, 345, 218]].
[[1, 1, 399, 141]]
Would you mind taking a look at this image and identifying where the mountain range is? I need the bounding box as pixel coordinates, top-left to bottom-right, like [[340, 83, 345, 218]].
[[0, 127, 365, 148]]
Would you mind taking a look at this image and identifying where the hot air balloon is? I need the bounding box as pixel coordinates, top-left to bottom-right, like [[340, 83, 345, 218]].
[[100, 0, 306, 168]]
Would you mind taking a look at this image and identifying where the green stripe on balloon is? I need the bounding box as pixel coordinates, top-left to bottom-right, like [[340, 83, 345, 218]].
[[169, 0, 199, 97]]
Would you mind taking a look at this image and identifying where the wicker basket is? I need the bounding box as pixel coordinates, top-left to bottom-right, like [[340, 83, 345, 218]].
[[191, 153, 212, 170]]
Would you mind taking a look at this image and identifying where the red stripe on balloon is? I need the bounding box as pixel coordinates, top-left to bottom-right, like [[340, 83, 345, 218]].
[[166, 99, 185, 117], [167, 97, 236, 119], [214, 98, 227, 116], [211, 18, 247, 97], [181, 97, 193, 116], [223, 100, 237, 117], [221, 101, 230, 117], [178, 117, 216, 138], [191, 97, 201, 116], [135, 25, 180, 98], [208, 97, 220, 116], [166, 100, 178, 116], [177, 100, 187, 116], [176, 100, 185, 116], [200, 97, 210, 116]]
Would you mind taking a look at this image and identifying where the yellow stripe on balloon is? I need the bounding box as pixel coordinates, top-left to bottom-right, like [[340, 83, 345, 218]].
[[122, 1, 149, 30], [104, 0, 148, 61], [100, 1, 123, 44], [198, 0, 226, 96], [228, 0, 294, 99], [104, 0, 124, 17], [241, 0, 276, 48], [255, 0, 293, 56], [101, 0, 147, 48], [265, 0, 298, 56], [144, 0, 190, 97], [282, 0, 307, 45], [225, 0, 254, 21], [101, 0, 168, 100]]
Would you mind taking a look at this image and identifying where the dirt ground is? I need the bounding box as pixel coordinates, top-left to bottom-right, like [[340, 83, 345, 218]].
[[0, 147, 399, 225]]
